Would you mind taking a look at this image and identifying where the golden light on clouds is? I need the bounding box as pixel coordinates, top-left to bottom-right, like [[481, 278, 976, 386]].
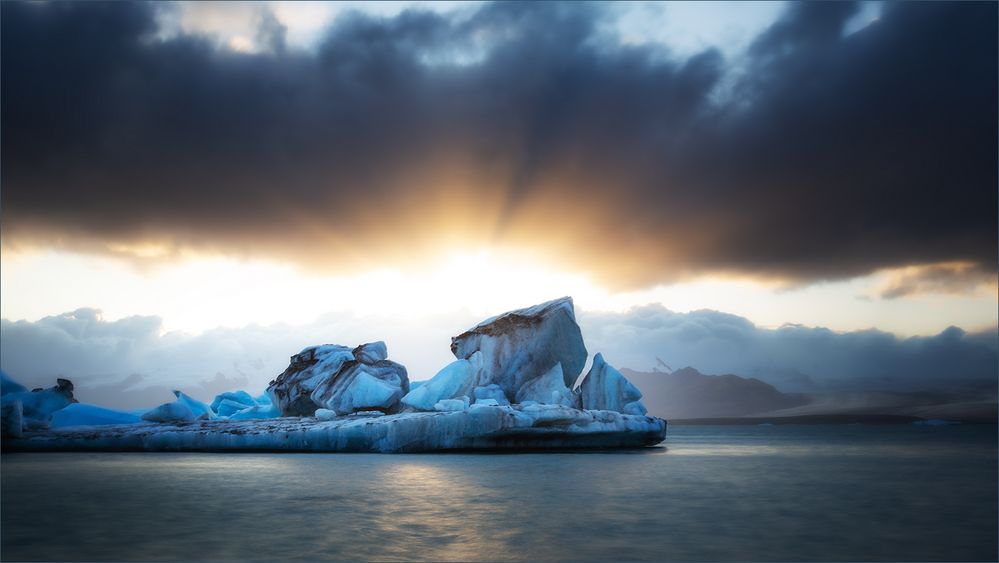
[[2, 248, 996, 339]]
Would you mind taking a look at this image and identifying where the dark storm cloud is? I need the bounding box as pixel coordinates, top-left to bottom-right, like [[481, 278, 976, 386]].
[[878, 262, 998, 299], [2, 1, 996, 287]]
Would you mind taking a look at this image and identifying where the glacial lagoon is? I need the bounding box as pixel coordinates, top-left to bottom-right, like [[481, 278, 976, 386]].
[[3, 424, 996, 562]]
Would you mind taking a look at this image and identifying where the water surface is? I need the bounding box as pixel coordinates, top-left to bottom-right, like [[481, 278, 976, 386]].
[[2, 424, 996, 561]]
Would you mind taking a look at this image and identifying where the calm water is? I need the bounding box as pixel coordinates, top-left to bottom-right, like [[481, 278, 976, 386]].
[[2, 425, 996, 562]]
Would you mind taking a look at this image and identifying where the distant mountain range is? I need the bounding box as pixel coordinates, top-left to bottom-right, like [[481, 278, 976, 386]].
[[622, 367, 998, 422], [621, 367, 809, 419]]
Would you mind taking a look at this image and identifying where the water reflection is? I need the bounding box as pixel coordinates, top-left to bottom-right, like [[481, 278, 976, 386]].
[[2, 425, 996, 562]]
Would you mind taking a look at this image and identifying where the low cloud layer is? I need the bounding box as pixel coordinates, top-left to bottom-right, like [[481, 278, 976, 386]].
[[582, 306, 998, 394], [2, 1, 996, 289], [0, 308, 479, 408], [2, 305, 995, 409]]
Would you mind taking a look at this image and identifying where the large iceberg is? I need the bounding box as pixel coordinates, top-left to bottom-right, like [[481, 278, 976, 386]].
[[450, 297, 587, 397], [3, 298, 666, 452], [6, 403, 665, 452], [400, 297, 587, 410], [267, 341, 409, 416]]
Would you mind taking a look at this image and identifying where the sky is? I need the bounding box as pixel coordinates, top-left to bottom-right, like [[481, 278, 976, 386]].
[[1, 1, 996, 407]]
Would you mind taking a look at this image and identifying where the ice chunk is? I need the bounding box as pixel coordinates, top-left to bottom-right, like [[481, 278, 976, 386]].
[[623, 401, 648, 416], [311, 361, 408, 415], [578, 353, 646, 414], [210, 391, 257, 414], [515, 363, 575, 407], [2, 378, 76, 422], [142, 400, 196, 423], [215, 398, 257, 417], [1, 399, 23, 438], [173, 390, 216, 420], [471, 398, 500, 408], [353, 341, 388, 364], [450, 297, 587, 401], [1, 372, 27, 396], [51, 403, 142, 428], [227, 403, 281, 420], [473, 384, 510, 405], [401, 352, 482, 411], [315, 408, 338, 420], [268, 342, 409, 416], [267, 344, 355, 415], [434, 397, 470, 412]]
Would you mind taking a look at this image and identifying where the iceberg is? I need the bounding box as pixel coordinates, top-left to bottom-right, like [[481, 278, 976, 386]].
[[267, 342, 409, 416], [401, 353, 482, 411], [51, 403, 141, 428], [215, 398, 255, 418], [1, 371, 27, 396], [352, 341, 388, 364], [227, 403, 281, 420], [173, 390, 216, 420], [267, 344, 355, 415], [1, 378, 77, 424], [6, 404, 666, 452], [3, 298, 667, 452], [473, 384, 510, 405], [515, 363, 577, 407], [449, 296, 587, 402], [1, 400, 23, 438], [210, 391, 257, 415], [578, 353, 648, 415], [142, 400, 197, 423], [311, 361, 409, 415]]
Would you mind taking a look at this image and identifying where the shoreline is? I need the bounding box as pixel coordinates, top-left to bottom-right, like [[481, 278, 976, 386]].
[[668, 414, 997, 425]]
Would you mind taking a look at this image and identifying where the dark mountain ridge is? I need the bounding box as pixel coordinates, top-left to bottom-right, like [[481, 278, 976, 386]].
[[621, 367, 809, 419], [624, 366, 998, 422]]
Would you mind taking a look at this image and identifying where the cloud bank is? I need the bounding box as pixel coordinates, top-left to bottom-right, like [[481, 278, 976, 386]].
[[581, 306, 998, 394], [2, 1, 995, 289], [2, 305, 995, 409]]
